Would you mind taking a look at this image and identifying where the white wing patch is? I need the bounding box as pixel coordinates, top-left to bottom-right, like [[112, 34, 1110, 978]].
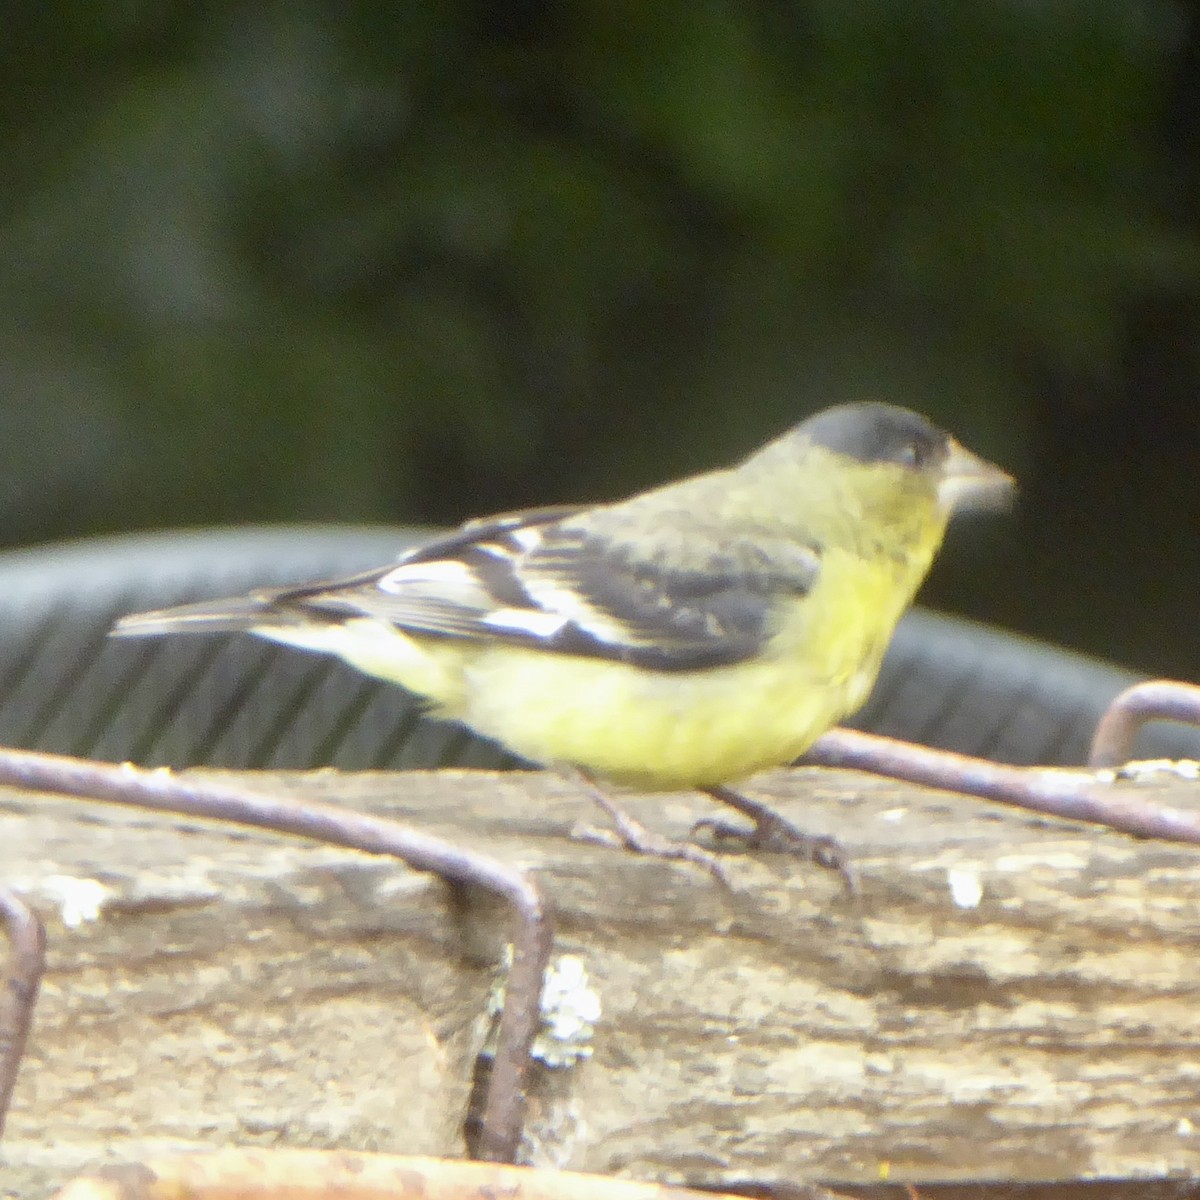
[[481, 608, 571, 638], [506, 526, 545, 553], [377, 559, 479, 595], [519, 574, 631, 645], [342, 524, 633, 649]]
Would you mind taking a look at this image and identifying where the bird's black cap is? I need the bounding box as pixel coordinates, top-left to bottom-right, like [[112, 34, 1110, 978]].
[[798, 402, 950, 470]]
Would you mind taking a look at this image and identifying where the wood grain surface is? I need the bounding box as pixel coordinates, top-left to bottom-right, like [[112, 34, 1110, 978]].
[[3, 764, 1199, 1197]]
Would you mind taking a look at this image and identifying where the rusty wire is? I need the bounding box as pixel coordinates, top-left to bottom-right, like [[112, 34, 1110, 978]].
[[1089, 680, 1200, 768], [806, 725, 1200, 844], [0, 748, 551, 1163], [0, 886, 46, 1141], [806, 677, 1200, 845]]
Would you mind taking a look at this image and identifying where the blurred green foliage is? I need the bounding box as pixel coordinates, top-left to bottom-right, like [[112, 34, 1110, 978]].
[[1, 1, 1198, 670]]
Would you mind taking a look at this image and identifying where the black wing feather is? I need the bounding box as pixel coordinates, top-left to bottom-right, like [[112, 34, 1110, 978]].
[[526, 528, 819, 669]]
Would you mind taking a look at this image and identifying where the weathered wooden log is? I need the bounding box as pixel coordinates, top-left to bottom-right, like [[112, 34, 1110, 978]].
[[4, 764, 1200, 1197]]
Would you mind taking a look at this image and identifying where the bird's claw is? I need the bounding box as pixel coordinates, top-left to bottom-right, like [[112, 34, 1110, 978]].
[[691, 812, 856, 894], [571, 820, 731, 888]]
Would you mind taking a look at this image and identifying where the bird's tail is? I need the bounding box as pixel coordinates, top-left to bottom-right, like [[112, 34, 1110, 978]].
[[111, 595, 278, 638]]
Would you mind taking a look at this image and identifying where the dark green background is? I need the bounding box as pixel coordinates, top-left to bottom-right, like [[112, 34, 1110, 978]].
[[3, 1, 1198, 676]]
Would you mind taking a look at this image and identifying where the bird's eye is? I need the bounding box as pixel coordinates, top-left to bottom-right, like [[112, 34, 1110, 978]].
[[896, 442, 924, 469]]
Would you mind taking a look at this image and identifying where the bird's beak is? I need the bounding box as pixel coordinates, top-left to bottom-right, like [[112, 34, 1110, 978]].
[[937, 439, 1016, 512]]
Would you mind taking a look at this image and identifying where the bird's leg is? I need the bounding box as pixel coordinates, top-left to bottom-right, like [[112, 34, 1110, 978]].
[[563, 767, 731, 887], [694, 785, 856, 892]]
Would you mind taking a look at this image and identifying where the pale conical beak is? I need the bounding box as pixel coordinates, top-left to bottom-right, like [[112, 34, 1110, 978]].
[[937, 438, 1016, 512]]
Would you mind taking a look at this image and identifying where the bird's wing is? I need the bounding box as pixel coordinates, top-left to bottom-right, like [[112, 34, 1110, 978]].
[[284, 508, 823, 672], [109, 508, 584, 640]]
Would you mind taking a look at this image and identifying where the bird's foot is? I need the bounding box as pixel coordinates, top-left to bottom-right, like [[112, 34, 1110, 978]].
[[694, 785, 856, 894], [572, 819, 730, 888], [561, 766, 731, 887]]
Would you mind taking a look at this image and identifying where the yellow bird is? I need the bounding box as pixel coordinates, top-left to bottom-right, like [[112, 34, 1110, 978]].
[[113, 402, 1012, 879]]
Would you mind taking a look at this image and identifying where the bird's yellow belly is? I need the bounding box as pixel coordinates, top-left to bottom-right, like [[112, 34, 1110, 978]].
[[291, 550, 921, 790], [456, 646, 867, 788]]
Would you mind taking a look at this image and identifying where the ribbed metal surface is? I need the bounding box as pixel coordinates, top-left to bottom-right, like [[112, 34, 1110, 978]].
[[0, 526, 1193, 769], [853, 609, 1189, 766], [0, 527, 515, 770]]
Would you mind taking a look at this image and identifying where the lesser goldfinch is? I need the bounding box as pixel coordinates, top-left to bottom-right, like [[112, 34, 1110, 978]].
[[113, 402, 1012, 878]]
